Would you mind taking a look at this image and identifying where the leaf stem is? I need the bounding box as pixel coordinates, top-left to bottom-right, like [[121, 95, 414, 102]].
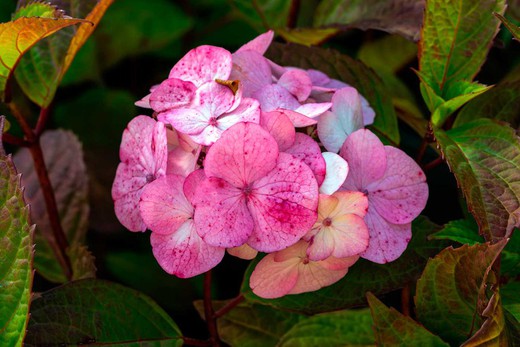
[[415, 123, 434, 164], [35, 107, 50, 137], [203, 271, 221, 347], [401, 283, 411, 316], [422, 157, 444, 172], [8, 102, 35, 142], [213, 294, 244, 319], [2, 132, 29, 147], [287, 0, 300, 28]]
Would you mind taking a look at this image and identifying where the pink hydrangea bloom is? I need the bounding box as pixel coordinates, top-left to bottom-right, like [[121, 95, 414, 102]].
[[250, 240, 358, 298], [192, 122, 319, 252], [340, 129, 428, 263], [112, 116, 167, 232], [304, 191, 369, 261]]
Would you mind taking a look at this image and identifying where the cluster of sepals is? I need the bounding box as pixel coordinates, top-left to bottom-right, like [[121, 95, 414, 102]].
[[112, 31, 428, 298]]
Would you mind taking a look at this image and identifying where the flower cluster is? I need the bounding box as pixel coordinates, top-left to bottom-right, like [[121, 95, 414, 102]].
[[112, 32, 428, 298]]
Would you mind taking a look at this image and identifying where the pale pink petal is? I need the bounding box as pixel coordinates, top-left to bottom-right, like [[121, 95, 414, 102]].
[[317, 111, 348, 153], [160, 108, 209, 135], [149, 78, 197, 113], [273, 237, 310, 262], [332, 191, 368, 218], [151, 220, 225, 278], [259, 110, 295, 151], [193, 177, 254, 247], [294, 102, 332, 119], [167, 147, 199, 176], [236, 30, 274, 55], [135, 93, 151, 108], [320, 152, 349, 195], [204, 122, 279, 187], [361, 97, 376, 126], [230, 50, 272, 98], [183, 169, 206, 204], [307, 69, 331, 86], [361, 210, 411, 264], [285, 133, 326, 186], [178, 131, 200, 153], [306, 225, 335, 260], [112, 163, 148, 232], [253, 84, 301, 112], [278, 69, 312, 102], [268, 59, 286, 79], [227, 244, 258, 260], [328, 214, 369, 258], [194, 81, 236, 118], [280, 109, 318, 127], [250, 252, 300, 299], [247, 153, 318, 252], [169, 45, 232, 86], [331, 87, 364, 130], [188, 125, 222, 146], [340, 129, 387, 190], [217, 98, 261, 132], [139, 175, 193, 235], [367, 146, 428, 224]]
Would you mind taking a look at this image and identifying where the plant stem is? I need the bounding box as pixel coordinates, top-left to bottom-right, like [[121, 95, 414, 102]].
[[401, 283, 411, 317], [35, 107, 50, 137], [2, 133, 29, 147], [183, 337, 212, 347], [287, 0, 300, 28], [423, 157, 444, 172], [9, 102, 35, 142], [213, 294, 244, 319], [203, 271, 221, 347]]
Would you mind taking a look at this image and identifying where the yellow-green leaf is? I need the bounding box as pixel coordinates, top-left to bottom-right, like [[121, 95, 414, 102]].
[[495, 13, 520, 41], [277, 27, 338, 46]]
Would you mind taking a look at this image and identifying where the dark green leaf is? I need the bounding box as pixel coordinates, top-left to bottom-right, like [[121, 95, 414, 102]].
[[278, 308, 375, 346], [414, 241, 507, 345], [495, 12, 520, 40], [242, 217, 446, 314], [25, 279, 183, 346], [314, 0, 424, 41], [0, 117, 34, 347], [14, 130, 91, 283], [434, 119, 520, 241], [367, 293, 448, 346], [419, 0, 505, 99], [429, 218, 483, 245], [267, 42, 400, 145], [231, 0, 292, 31], [502, 282, 520, 322]]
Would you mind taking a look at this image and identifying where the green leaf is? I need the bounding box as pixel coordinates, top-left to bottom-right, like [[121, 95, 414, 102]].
[[267, 42, 400, 145], [13, 130, 91, 283], [454, 80, 520, 130], [94, 0, 192, 69], [495, 13, 520, 40], [277, 27, 339, 46], [431, 84, 492, 127], [358, 34, 417, 74], [14, 2, 60, 18], [502, 282, 520, 322], [231, 0, 292, 31], [25, 279, 183, 346], [14, 0, 114, 107], [0, 14, 84, 101], [314, 0, 424, 41], [194, 299, 307, 347], [367, 293, 449, 346], [419, 0, 505, 99], [242, 217, 447, 314], [430, 218, 483, 245], [434, 119, 520, 241], [278, 308, 375, 346], [0, 117, 34, 347], [414, 241, 507, 345]]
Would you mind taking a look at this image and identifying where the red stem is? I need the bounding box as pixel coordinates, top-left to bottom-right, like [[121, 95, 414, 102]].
[[213, 294, 244, 319], [401, 284, 411, 317], [422, 157, 444, 172], [35, 107, 50, 137], [2, 132, 29, 147], [287, 0, 300, 28], [203, 271, 221, 347], [183, 337, 212, 347]]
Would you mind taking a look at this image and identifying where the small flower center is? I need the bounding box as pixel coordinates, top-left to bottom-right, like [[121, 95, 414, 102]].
[[242, 185, 253, 196], [302, 257, 310, 265], [322, 217, 332, 227], [208, 117, 218, 126], [146, 174, 155, 183]]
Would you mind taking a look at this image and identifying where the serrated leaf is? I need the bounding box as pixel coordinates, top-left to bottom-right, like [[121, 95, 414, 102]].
[[414, 241, 507, 345], [278, 308, 375, 347], [277, 27, 338, 46], [14, 0, 114, 107], [367, 293, 449, 346], [430, 218, 483, 245], [495, 13, 520, 40], [314, 0, 425, 41], [0, 15, 84, 101], [419, 0, 505, 99], [13, 129, 91, 283], [25, 279, 183, 346], [194, 299, 306, 347], [454, 80, 520, 130], [434, 119, 520, 241], [0, 117, 34, 347], [267, 42, 400, 145], [14, 2, 59, 18], [242, 217, 447, 314]]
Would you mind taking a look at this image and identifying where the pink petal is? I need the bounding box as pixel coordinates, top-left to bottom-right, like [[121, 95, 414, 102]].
[[160, 108, 209, 136], [247, 153, 319, 252], [340, 129, 387, 190], [367, 146, 428, 224], [149, 78, 196, 113], [294, 102, 332, 119], [259, 110, 296, 151], [167, 147, 199, 176], [285, 133, 326, 186], [361, 97, 376, 126], [194, 81, 236, 119], [281, 109, 318, 127], [361, 210, 411, 264], [188, 125, 223, 146], [307, 69, 331, 86], [236, 30, 274, 55], [317, 111, 348, 153], [135, 93, 151, 108], [139, 175, 193, 235], [253, 84, 301, 112], [320, 152, 349, 195], [183, 169, 206, 204], [227, 244, 258, 260], [150, 220, 225, 278], [332, 191, 369, 218], [193, 177, 254, 247], [204, 122, 279, 187], [289, 261, 352, 295], [169, 45, 232, 87], [112, 163, 148, 232], [278, 69, 312, 102], [230, 50, 272, 98], [268, 59, 286, 79], [250, 252, 300, 299], [217, 97, 261, 132]]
